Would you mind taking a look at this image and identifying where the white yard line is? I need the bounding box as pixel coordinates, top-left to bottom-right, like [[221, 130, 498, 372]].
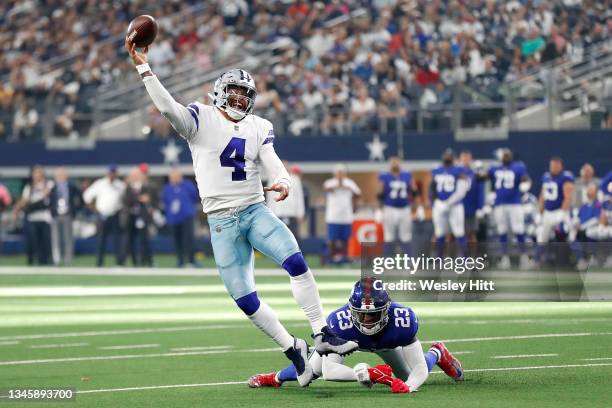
[[0, 341, 19, 346], [581, 357, 612, 361], [30, 342, 88, 349], [451, 351, 473, 355], [76, 362, 612, 395], [492, 353, 559, 359], [99, 344, 160, 350], [434, 332, 612, 343], [170, 346, 233, 352]]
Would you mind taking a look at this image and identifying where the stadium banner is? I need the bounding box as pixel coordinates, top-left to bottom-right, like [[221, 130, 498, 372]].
[[360, 242, 612, 301]]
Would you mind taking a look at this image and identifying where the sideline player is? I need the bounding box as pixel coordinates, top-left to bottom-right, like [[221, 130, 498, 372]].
[[536, 157, 575, 261], [430, 149, 469, 257], [248, 278, 464, 393], [126, 39, 357, 387], [378, 157, 420, 256], [482, 149, 532, 269]]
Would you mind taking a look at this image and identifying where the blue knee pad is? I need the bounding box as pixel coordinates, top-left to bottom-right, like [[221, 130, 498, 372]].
[[282, 252, 309, 277], [235, 291, 261, 316]]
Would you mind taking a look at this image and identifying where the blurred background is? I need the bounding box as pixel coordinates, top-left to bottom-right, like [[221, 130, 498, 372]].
[[0, 0, 610, 268]]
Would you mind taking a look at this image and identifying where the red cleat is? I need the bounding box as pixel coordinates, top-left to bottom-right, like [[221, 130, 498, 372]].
[[248, 372, 281, 388], [431, 341, 464, 381], [373, 364, 394, 377], [391, 378, 411, 394]]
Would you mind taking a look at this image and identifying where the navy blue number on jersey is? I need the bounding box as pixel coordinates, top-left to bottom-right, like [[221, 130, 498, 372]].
[[220, 137, 246, 181], [326, 303, 418, 350]]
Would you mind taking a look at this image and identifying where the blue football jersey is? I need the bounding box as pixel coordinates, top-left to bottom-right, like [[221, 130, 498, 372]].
[[602, 200, 612, 223], [601, 171, 612, 197], [379, 171, 412, 208], [578, 201, 601, 225], [541, 171, 574, 211], [488, 162, 528, 205], [431, 165, 464, 201], [326, 302, 418, 351], [462, 166, 484, 217]]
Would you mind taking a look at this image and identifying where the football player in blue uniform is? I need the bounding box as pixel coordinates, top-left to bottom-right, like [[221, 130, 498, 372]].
[[459, 150, 485, 255], [248, 278, 464, 393], [483, 149, 532, 269], [600, 171, 612, 198], [536, 157, 575, 260], [430, 149, 469, 256], [378, 157, 420, 256], [573, 183, 602, 270]]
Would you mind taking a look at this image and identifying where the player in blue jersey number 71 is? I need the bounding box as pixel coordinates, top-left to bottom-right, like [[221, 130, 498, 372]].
[[248, 278, 464, 393]]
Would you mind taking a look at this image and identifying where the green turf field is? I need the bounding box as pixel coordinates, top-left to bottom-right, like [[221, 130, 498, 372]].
[[1, 269, 611, 407]]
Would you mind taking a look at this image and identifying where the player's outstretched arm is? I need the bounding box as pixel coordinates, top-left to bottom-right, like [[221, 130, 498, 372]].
[[125, 39, 197, 141], [401, 340, 429, 391]]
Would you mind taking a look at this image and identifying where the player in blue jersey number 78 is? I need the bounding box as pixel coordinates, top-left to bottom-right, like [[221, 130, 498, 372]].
[[126, 38, 358, 388], [248, 278, 464, 393]]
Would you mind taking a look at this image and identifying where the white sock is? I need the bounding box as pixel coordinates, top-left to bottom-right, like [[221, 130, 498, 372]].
[[248, 302, 294, 350], [290, 270, 326, 334]]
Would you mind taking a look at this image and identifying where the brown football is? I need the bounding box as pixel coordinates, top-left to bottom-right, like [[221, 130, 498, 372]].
[[126, 15, 158, 48]]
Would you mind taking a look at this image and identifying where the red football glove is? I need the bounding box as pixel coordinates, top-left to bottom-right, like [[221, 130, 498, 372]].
[[373, 364, 393, 376]]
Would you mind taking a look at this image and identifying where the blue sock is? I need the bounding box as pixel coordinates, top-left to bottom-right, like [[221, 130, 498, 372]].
[[499, 234, 508, 255], [436, 237, 445, 257], [402, 242, 413, 257], [456, 236, 467, 256], [424, 349, 440, 372], [278, 364, 297, 382], [516, 233, 526, 253]]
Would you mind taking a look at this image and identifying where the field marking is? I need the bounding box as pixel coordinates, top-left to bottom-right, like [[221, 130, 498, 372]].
[[75, 362, 612, 395], [30, 342, 88, 349], [0, 341, 19, 346], [3, 331, 612, 366], [170, 346, 233, 352], [434, 332, 612, 343], [492, 353, 559, 359], [0, 267, 358, 277], [99, 344, 160, 350], [451, 351, 473, 355], [581, 357, 612, 361]]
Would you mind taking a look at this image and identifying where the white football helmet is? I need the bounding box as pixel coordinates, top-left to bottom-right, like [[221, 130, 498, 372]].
[[209, 69, 257, 121]]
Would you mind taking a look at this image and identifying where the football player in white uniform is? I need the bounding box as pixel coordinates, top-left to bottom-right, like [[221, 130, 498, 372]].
[[126, 39, 357, 387]]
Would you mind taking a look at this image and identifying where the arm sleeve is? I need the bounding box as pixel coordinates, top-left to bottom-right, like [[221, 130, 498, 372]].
[[401, 340, 429, 391], [321, 353, 356, 382], [259, 144, 291, 189], [142, 75, 198, 141], [446, 178, 469, 206]]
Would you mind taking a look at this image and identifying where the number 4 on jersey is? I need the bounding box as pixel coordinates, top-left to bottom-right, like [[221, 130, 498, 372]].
[[220, 137, 246, 181]]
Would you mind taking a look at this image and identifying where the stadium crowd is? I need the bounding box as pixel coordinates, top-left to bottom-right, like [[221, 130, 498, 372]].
[[1, 0, 612, 141]]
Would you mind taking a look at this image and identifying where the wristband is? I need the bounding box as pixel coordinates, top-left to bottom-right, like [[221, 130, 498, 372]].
[[136, 63, 151, 75]]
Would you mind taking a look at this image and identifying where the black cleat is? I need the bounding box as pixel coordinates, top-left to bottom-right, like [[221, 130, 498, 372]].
[[313, 326, 358, 356]]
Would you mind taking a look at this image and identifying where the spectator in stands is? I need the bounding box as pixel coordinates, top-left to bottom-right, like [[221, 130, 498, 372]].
[[49, 167, 82, 266], [161, 167, 200, 268], [574, 163, 601, 208], [83, 165, 126, 267], [378, 84, 408, 133], [12, 101, 38, 141], [122, 166, 156, 267], [350, 87, 376, 132], [13, 165, 53, 265], [267, 163, 306, 241], [323, 164, 361, 264]]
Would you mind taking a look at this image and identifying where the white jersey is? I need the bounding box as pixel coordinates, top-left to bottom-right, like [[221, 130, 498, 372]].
[[324, 177, 361, 224], [143, 75, 290, 213]]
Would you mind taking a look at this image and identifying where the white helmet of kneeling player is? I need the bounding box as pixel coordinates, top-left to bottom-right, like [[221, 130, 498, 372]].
[[210, 69, 257, 121]]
